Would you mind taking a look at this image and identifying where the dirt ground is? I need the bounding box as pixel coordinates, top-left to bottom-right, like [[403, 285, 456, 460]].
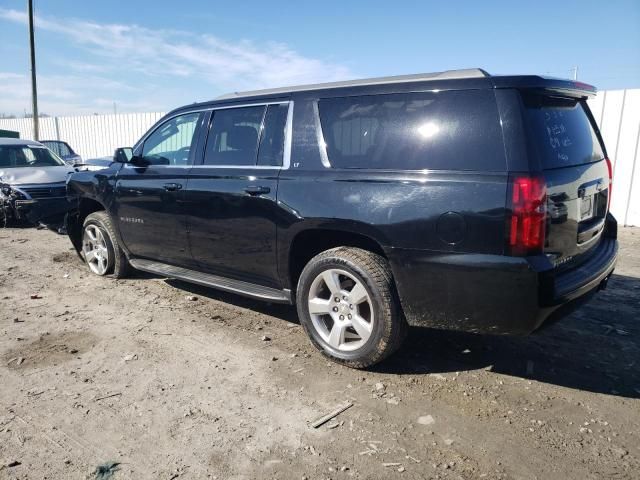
[[0, 227, 638, 480]]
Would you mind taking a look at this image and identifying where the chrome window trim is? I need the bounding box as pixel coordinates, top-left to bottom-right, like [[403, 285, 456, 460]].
[[190, 165, 283, 170], [126, 101, 293, 170], [209, 100, 289, 110], [282, 100, 294, 170], [312, 100, 331, 168], [123, 164, 191, 169]]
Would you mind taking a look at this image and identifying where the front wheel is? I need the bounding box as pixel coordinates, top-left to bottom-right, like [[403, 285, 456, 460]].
[[296, 247, 407, 368], [82, 211, 129, 278]]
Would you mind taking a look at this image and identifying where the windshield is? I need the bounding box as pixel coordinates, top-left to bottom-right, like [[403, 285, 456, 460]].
[[0, 145, 66, 168]]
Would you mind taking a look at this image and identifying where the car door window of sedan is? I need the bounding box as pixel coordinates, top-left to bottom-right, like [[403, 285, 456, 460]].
[[60, 143, 71, 156], [42, 141, 70, 157], [142, 112, 203, 166]]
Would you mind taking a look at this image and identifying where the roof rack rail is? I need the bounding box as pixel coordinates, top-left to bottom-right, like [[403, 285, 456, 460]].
[[216, 68, 490, 101]]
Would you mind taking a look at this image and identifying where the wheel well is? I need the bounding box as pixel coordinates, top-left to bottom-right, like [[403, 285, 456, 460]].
[[288, 229, 387, 290], [68, 198, 105, 252]]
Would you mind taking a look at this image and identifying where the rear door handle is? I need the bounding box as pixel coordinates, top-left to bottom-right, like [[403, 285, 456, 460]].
[[244, 185, 270, 195], [163, 183, 182, 192]]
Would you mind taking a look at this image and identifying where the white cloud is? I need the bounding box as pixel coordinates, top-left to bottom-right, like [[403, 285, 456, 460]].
[[0, 71, 148, 116], [0, 8, 354, 115]]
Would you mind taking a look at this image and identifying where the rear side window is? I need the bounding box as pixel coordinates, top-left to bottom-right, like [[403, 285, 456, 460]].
[[43, 141, 70, 157], [257, 104, 289, 166], [522, 94, 604, 169], [317, 90, 505, 171], [57, 142, 71, 156], [204, 106, 264, 166]]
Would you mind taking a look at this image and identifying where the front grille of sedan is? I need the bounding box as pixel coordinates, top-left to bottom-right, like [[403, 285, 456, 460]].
[[21, 186, 67, 199]]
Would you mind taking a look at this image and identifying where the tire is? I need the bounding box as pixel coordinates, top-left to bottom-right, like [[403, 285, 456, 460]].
[[296, 247, 407, 368], [82, 211, 129, 278]]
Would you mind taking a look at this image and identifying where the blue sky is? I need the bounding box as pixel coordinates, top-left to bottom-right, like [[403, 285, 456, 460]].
[[1, 0, 639, 116]]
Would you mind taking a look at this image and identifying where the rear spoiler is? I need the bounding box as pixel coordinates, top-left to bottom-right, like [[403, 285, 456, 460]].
[[491, 75, 597, 99]]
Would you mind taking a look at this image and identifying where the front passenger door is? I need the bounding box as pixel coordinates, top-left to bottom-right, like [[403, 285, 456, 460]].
[[115, 111, 206, 266]]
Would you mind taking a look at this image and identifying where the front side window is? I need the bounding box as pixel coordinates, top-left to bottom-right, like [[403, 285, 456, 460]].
[[204, 106, 265, 166], [0, 145, 65, 168], [142, 112, 203, 166], [317, 91, 505, 171]]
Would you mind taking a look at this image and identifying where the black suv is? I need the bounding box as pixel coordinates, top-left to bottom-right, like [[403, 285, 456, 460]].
[[66, 69, 618, 367]]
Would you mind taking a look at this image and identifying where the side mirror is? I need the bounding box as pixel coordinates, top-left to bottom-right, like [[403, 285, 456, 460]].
[[113, 147, 133, 163], [129, 154, 150, 167]]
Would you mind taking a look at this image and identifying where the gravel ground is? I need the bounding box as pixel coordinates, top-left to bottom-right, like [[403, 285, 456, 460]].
[[0, 226, 639, 480]]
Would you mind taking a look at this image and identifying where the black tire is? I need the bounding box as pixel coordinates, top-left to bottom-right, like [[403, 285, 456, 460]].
[[82, 211, 130, 278], [296, 247, 407, 368]]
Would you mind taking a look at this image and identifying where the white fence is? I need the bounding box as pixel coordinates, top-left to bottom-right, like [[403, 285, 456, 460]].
[[1, 88, 639, 225], [0, 112, 165, 160], [588, 90, 640, 226]]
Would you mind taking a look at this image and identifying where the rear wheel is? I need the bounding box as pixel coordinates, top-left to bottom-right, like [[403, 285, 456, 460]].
[[296, 247, 407, 368], [82, 211, 129, 278]]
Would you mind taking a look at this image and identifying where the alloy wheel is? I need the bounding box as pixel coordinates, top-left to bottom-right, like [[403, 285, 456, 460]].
[[307, 268, 374, 351], [82, 225, 110, 275]]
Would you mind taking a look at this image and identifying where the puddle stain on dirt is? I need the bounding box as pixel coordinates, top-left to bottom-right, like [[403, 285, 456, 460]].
[[3, 331, 99, 370], [52, 251, 77, 264]]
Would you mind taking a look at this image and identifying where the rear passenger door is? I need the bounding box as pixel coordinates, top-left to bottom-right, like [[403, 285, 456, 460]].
[[185, 101, 292, 289]]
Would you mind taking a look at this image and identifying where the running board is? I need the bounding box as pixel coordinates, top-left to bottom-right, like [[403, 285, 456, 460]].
[[129, 258, 292, 303]]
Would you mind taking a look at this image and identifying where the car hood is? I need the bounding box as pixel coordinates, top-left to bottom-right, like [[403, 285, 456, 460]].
[[0, 166, 74, 185]]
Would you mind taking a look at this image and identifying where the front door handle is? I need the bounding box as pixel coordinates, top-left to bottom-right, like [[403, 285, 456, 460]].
[[163, 183, 182, 192], [244, 185, 270, 196]]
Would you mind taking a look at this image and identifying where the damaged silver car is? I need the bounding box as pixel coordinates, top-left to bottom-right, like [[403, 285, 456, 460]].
[[0, 138, 74, 227]]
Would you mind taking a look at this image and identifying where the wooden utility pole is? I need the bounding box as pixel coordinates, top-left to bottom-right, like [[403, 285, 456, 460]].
[[28, 0, 39, 140]]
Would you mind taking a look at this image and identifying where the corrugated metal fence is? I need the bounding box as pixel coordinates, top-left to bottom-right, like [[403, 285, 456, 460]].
[[0, 88, 639, 225]]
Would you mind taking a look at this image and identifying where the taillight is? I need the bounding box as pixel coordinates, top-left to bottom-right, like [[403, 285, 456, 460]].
[[605, 157, 613, 210], [507, 175, 547, 256]]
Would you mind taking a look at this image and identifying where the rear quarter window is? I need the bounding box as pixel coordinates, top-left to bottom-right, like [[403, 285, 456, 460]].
[[522, 94, 605, 169], [317, 90, 505, 171]]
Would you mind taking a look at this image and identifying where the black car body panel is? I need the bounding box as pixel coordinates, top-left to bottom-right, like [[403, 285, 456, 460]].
[[114, 163, 195, 267], [66, 70, 618, 336], [184, 167, 283, 288], [388, 213, 617, 335]]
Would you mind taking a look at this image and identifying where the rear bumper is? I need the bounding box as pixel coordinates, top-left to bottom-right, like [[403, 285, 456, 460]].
[[541, 234, 617, 306], [387, 216, 618, 335]]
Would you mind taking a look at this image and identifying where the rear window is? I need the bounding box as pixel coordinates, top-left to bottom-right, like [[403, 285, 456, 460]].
[[317, 90, 505, 171], [522, 94, 605, 169]]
